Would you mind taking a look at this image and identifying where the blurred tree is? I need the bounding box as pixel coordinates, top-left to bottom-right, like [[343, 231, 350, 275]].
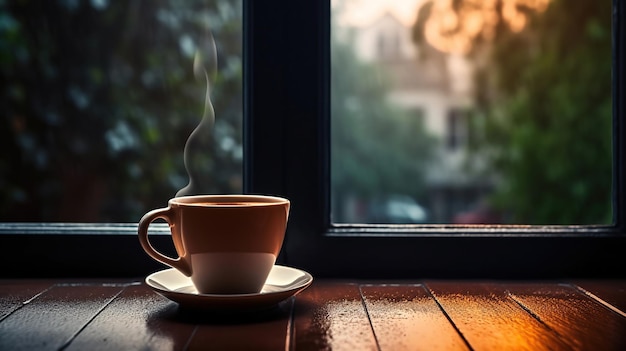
[[331, 31, 437, 222], [414, 0, 612, 224], [0, 0, 242, 222]]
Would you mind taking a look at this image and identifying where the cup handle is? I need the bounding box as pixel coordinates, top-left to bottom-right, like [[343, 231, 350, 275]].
[[138, 207, 192, 276]]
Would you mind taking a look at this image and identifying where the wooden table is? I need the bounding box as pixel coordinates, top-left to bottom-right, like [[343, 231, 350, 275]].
[[1, 278, 625, 350]]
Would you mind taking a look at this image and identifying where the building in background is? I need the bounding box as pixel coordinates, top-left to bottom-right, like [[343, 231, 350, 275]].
[[337, 11, 495, 223]]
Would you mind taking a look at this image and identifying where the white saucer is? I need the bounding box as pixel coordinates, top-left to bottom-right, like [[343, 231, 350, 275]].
[[146, 265, 313, 312]]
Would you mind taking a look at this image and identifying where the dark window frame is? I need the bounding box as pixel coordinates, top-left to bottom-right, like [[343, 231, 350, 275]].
[[246, 0, 626, 280], [1, 0, 624, 279]]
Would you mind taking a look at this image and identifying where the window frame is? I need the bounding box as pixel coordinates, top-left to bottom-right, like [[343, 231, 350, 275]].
[[1, 0, 624, 279], [246, 0, 626, 279]]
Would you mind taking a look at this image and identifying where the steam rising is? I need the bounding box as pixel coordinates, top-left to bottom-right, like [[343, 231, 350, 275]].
[[176, 31, 217, 197]]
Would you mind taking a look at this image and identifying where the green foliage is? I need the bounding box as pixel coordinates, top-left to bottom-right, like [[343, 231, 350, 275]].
[[1, 0, 242, 221], [475, 0, 613, 224]]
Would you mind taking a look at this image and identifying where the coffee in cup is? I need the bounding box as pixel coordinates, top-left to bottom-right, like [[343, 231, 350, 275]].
[[138, 194, 290, 294]]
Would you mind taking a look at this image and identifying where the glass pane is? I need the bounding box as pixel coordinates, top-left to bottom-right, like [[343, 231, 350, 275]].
[[331, 0, 612, 225], [1, 0, 243, 222]]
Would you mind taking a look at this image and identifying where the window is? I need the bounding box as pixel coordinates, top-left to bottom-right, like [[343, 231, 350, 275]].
[[249, 0, 626, 279], [331, 0, 613, 226], [446, 109, 465, 151], [1, 0, 243, 223], [1, 0, 625, 279]]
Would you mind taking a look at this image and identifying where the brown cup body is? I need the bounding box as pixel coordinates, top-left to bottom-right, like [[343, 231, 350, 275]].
[[138, 195, 290, 294]]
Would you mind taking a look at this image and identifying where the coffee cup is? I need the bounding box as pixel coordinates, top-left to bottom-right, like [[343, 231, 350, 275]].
[[138, 194, 290, 294]]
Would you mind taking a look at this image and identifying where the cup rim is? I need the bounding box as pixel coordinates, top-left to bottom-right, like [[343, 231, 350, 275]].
[[169, 194, 290, 207]]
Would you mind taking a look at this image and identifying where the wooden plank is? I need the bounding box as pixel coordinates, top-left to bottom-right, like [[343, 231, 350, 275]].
[[1, 279, 624, 351], [573, 280, 626, 315], [426, 281, 570, 351], [361, 284, 469, 351], [0, 280, 54, 321], [0, 283, 124, 351], [507, 283, 626, 351], [292, 281, 378, 351], [184, 298, 293, 351], [64, 283, 195, 351]]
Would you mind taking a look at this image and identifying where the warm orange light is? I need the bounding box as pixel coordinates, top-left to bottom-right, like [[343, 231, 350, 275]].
[[424, 0, 550, 54]]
